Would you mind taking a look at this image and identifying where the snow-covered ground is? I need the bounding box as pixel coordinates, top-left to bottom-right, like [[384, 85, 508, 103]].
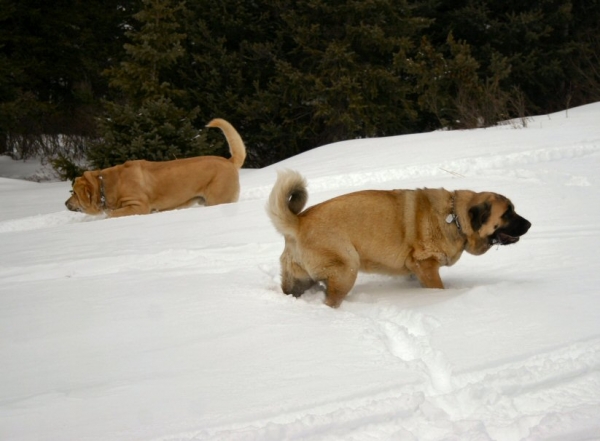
[[1, 104, 599, 441], [0, 156, 58, 183]]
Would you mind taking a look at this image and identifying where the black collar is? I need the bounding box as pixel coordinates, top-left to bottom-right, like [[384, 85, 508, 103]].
[[99, 174, 107, 209]]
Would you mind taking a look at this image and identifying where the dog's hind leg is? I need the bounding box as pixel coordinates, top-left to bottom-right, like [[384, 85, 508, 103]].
[[172, 197, 205, 210], [203, 170, 240, 206], [320, 252, 359, 308]]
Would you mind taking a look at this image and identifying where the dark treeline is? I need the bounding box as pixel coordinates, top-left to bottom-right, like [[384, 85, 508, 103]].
[[1, 0, 599, 173]]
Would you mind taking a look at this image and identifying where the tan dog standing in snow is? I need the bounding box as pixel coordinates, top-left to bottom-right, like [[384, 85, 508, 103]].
[[65, 118, 246, 218], [267, 170, 531, 308]]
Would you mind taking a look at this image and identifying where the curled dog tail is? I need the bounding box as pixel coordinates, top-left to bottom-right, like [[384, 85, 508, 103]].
[[267, 170, 308, 237], [206, 118, 247, 169]]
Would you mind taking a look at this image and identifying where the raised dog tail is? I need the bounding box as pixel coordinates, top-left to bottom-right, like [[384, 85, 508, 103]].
[[206, 118, 247, 169], [267, 170, 308, 237]]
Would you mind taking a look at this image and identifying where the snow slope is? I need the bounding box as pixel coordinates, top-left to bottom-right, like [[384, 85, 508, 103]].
[[1, 104, 600, 441]]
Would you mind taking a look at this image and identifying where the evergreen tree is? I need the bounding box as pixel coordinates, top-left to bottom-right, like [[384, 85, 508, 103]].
[[3, 0, 597, 168], [181, 0, 283, 166], [184, 0, 430, 166], [262, 0, 430, 162], [566, 0, 600, 108], [414, 0, 592, 116], [0, 0, 138, 158], [408, 33, 513, 129], [89, 0, 214, 169]]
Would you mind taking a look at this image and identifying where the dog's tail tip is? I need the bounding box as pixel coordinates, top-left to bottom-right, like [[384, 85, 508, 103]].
[[278, 170, 308, 215], [205, 118, 226, 128], [206, 118, 247, 168], [267, 169, 308, 235]]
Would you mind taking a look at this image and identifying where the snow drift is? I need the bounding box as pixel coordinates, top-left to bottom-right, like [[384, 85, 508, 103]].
[[1, 104, 599, 440]]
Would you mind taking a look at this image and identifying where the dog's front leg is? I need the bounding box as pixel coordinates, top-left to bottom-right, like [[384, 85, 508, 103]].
[[107, 201, 151, 218], [407, 257, 444, 289]]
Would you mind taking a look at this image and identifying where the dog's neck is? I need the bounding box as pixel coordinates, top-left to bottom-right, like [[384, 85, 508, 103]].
[[445, 191, 462, 232], [98, 174, 107, 210]]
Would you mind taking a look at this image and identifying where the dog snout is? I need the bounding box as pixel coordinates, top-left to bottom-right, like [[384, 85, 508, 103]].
[[65, 199, 78, 212], [515, 216, 531, 236], [521, 216, 531, 233]]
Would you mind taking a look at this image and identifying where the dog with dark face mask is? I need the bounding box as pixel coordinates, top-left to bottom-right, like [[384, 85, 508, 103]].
[[267, 170, 531, 308]]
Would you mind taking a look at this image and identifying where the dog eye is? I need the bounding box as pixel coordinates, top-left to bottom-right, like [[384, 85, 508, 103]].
[[502, 205, 514, 220]]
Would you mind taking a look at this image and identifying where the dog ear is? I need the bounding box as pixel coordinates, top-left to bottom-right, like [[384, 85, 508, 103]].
[[84, 185, 92, 203], [469, 202, 491, 231], [82, 171, 99, 202], [72, 179, 90, 204]]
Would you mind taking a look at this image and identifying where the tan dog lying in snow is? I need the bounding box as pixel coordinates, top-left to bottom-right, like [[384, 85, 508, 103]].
[[267, 170, 531, 308], [65, 118, 246, 218]]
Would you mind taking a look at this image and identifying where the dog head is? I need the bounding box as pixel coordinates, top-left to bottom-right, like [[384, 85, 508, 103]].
[[463, 192, 531, 256], [65, 171, 103, 215]]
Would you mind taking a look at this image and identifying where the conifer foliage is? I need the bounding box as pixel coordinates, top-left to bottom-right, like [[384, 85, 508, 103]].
[[0, 0, 136, 159], [88, 0, 213, 169], [1, 0, 599, 170], [185, 0, 431, 165], [250, 0, 428, 162]]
